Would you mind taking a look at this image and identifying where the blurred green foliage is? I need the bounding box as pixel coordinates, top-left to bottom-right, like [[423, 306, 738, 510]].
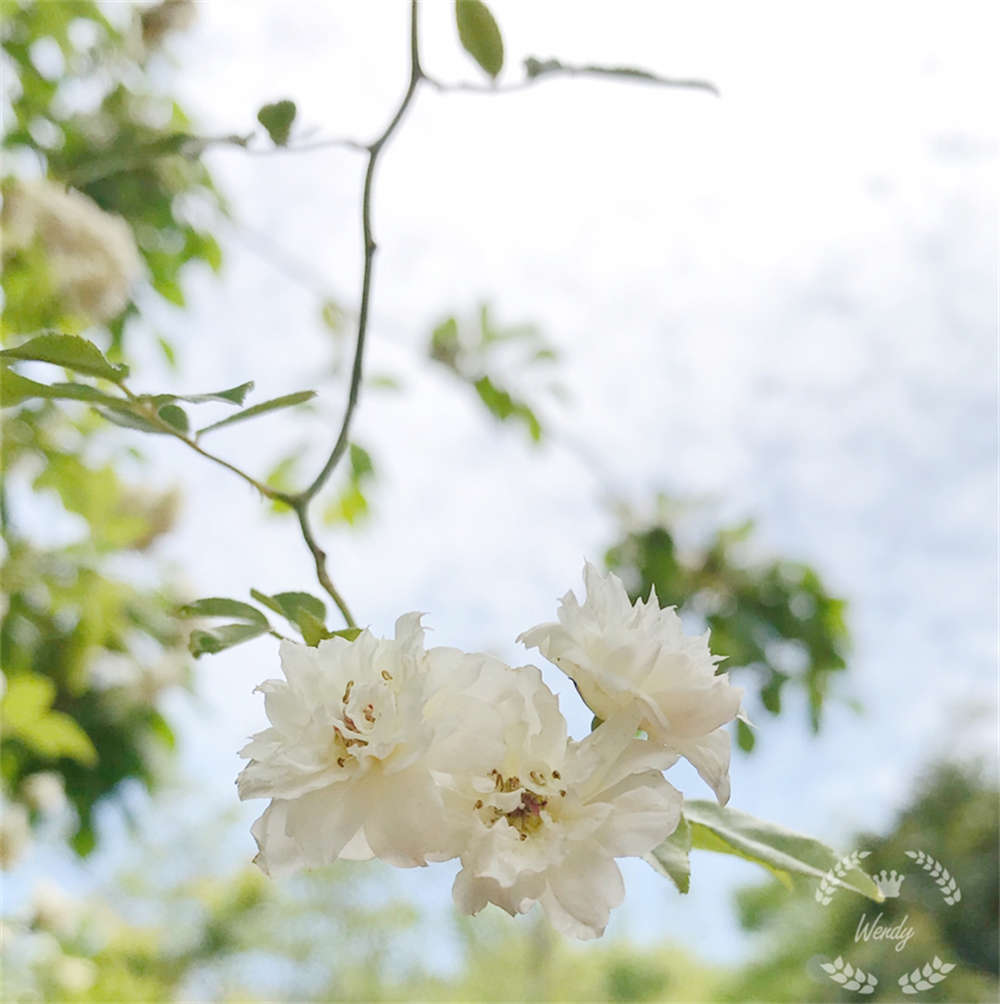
[[1, 0, 224, 853], [718, 761, 999, 1002], [7, 762, 992, 1002], [429, 303, 558, 444], [605, 507, 850, 749]]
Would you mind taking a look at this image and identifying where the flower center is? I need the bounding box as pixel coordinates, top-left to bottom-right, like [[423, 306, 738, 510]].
[[474, 768, 567, 840], [331, 672, 396, 769]]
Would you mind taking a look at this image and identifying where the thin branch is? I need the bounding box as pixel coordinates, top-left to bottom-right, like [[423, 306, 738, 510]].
[[239, 135, 368, 156], [296, 0, 422, 504], [293, 502, 356, 627], [119, 385, 283, 502], [425, 58, 720, 98]]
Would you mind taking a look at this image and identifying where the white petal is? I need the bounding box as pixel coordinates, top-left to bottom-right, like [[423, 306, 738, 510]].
[[339, 828, 374, 861], [543, 850, 624, 940], [250, 801, 302, 877], [284, 784, 370, 867], [592, 772, 683, 857], [671, 726, 733, 804], [362, 769, 451, 867]]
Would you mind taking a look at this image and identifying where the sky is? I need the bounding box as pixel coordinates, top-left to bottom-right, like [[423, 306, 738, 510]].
[[13, 0, 1000, 974]]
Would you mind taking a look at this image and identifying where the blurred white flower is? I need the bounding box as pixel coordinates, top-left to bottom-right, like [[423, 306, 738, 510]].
[[518, 561, 742, 803], [31, 880, 81, 937], [21, 772, 66, 815], [444, 666, 682, 940], [239, 615, 505, 874], [2, 178, 142, 323], [0, 802, 31, 869], [53, 956, 97, 994]]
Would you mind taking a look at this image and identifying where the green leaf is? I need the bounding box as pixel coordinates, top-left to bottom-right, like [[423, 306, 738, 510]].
[[349, 443, 374, 480], [257, 99, 297, 146], [681, 800, 884, 901], [1, 368, 125, 408], [1, 674, 98, 765], [321, 299, 345, 333], [737, 718, 756, 752], [188, 622, 269, 657], [250, 589, 328, 644], [430, 317, 460, 367], [644, 814, 691, 894], [179, 597, 269, 625], [1, 673, 55, 728], [96, 405, 167, 435], [455, 0, 504, 78], [197, 390, 316, 436], [331, 627, 363, 642], [156, 402, 189, 434], [323, 482, 369, 526], [0, 333, 128, 381], [150, 381, 255, 406], [473, 376, 543, 442]]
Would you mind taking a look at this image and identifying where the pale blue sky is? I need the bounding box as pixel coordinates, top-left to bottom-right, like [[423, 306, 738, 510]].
[[11, 0, 998, 976]]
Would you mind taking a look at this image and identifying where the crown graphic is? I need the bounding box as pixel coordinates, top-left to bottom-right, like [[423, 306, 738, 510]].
[[873, 869, 906, 898]]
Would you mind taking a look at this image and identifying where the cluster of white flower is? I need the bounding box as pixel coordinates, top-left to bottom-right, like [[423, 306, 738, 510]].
[[2, 178, 142, 324], [238, 563, 742, 939]]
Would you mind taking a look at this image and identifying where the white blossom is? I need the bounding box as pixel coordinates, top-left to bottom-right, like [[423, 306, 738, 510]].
[[443, 665, 682, 940], [31, 880, 81, 937], [2, 178, 142, 323], [52, 957, 97, 994], [21, 772, 66, 815], [238, 615, 509, 875], [0, 802, 31, 869], [518, 561, 742, 804]]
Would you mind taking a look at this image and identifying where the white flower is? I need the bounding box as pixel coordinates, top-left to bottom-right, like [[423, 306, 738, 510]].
[[32, 880, 81, 937], [21, 773, 66, 815], [444, 666, 682, 940], [2, 178, 142, 323], [0, 802, 31, 869], [518, 561, 742, 804], [53, 957, 97, 994], [238, 615, 507, 875]]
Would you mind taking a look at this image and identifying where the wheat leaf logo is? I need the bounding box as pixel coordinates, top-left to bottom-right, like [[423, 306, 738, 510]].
[[820, 956, 878, 994], [816, 850, 872, 906], [898, 956, 956, 994], [905, 850, 962, 905]]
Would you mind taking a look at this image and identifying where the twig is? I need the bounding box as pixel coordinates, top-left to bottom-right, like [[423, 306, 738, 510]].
[[119, 384, 283, 502], [239, 135, 368, 155], [424, 58, 719, 98], [293, 502, 355, 627], [295, 0, 423, 505]]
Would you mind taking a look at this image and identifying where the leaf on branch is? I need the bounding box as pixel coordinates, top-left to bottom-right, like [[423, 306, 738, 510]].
[[331, 627, 363, 642], [737, 718, 756, 752], [455, 0, 504, 79], [0, 333, 129, 382], [197, 390, 316, 437], [97, 405, 169, 435], [250, 590, 330, 646], [257, 99, 297, 146], [147, 381, 255, 406], [188, 622, 269, 657], [179, 598, 269, 624], [680, 800, 883, 901], [180, 596, 271, 657], [156, 402, 189, 434], [474, 375, 543, 442], [1, 369, 125, 409], [323, 442, 376, 527], [644, 813, 692, 893]]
